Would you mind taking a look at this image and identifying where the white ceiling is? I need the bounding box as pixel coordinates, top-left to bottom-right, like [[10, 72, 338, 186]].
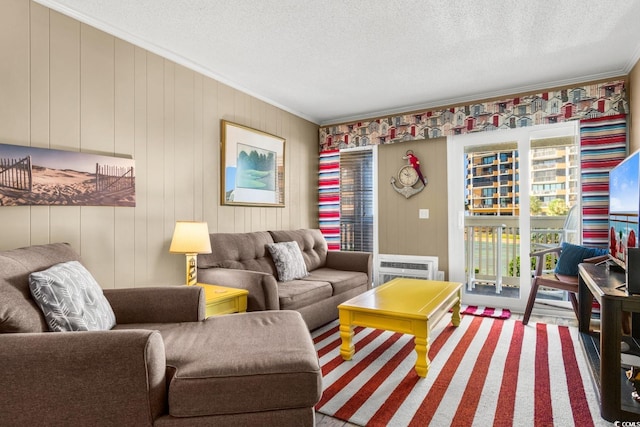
[[35, 0, 640, 125]]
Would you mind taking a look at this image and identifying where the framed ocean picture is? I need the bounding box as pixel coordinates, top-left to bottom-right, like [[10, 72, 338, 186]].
[[221, 121, 285, 207]]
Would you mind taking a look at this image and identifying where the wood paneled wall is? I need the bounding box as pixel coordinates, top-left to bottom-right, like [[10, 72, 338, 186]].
[[0, 0, 319, 288], [378, 138, 449, 278]]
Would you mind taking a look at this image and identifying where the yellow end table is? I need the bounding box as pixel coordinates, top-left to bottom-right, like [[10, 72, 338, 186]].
[[197, 283, 248, 317]]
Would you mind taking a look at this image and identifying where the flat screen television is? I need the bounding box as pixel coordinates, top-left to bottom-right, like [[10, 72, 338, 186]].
[[608, 149, 640, 270]]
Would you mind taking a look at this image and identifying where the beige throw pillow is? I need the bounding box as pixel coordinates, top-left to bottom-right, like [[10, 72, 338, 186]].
[[267, 241, 309, 282]]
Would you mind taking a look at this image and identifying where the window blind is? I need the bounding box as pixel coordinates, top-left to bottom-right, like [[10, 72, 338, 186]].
[[340, 149, 374, 252]]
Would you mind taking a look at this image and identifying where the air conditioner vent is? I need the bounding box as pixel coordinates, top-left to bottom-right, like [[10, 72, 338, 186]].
[[380, 261, 430, 270], [376, 254, 439, 286]]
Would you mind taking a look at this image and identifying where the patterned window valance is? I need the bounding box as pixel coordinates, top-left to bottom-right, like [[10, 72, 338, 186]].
[[319, 79, 626, 151]]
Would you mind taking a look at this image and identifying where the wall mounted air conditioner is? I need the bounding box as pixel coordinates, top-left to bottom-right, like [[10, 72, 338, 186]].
[[376, 254, 439, 286]]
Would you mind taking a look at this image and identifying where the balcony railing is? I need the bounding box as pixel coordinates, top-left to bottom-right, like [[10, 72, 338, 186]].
[[464, 215, 569, 294]]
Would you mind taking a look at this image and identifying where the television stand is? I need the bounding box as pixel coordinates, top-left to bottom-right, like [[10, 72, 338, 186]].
[[578, 262, 640, 421], [606, 258, 626, 273]]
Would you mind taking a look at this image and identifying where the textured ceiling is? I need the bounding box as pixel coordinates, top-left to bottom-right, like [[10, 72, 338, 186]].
[[35, 0, 640, 125]]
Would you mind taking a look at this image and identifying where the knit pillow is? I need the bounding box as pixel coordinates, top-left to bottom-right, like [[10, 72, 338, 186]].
[[266, 241, 309, 282], [29, 261, 116, 332]]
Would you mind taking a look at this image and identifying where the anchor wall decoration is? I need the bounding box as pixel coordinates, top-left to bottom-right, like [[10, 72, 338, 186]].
[[390, 150, 427, 199]]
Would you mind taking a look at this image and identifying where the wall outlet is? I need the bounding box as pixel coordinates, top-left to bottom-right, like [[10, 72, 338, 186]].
[[419, 209, 429, 219]]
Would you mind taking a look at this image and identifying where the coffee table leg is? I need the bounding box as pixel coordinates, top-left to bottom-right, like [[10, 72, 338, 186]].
[[413, 321, 429, 378], [339, 309, 355, 361], [451, 290, 461, 327]]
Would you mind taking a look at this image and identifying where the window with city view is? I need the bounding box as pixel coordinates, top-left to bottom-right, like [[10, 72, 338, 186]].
[[465, 136, 577, 217]]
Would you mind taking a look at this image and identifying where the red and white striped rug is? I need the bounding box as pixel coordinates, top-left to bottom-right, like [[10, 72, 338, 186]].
[[312, 315, 608, 426]]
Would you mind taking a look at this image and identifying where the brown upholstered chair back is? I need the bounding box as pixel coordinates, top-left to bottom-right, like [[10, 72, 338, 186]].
[[198, 231, 277, 275], [0, 243, 81, 333]]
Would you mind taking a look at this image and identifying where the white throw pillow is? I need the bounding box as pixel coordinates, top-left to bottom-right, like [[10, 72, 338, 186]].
[[29, 260, 116, 332], [267, 241, 309, 282]]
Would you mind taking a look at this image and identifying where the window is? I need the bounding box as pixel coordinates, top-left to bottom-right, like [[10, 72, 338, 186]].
[[481, 188, 495, 198], [481, 155, 496, 164], [340, 149, 374, 252], [573, 90, 582, 104], [533, 98, 542, 112], [605, 85, 615, 97]]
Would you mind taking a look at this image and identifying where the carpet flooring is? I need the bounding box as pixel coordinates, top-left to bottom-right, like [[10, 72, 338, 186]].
[[312, 315, 609, 426]]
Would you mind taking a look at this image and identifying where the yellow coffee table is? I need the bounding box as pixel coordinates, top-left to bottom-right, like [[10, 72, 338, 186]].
[[338, 277, 462, 378]]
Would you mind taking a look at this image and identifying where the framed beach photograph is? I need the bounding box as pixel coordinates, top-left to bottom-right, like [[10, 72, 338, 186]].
[[221, 121, 285, 207], [0, 143, 135, 207]]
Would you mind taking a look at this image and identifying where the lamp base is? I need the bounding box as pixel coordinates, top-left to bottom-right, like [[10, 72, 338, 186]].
[[185, 253, 198, 286]]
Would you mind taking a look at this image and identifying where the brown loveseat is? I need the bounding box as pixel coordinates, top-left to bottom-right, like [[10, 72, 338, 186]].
[[0, 243, 321, 427], [197, 229, 372, 330]]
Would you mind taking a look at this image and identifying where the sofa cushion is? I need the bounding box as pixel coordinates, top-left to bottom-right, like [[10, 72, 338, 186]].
[[277, 280, 333, 310], [269, 229, 327, 271], [131, 311, 321, 418], [0, 242, 81, 333], [266, 241, 309, 281], [304, 267, 369, 296], [198, 231, 277, 275], [29, 260, 116, 332]]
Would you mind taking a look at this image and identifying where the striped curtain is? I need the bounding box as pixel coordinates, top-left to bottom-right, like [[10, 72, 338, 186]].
[[319, 150, 340, 250], [580, 114, 627, 247]]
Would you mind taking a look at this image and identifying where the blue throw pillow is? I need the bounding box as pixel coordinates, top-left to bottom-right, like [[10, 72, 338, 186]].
[[554, 242, 608, 276]]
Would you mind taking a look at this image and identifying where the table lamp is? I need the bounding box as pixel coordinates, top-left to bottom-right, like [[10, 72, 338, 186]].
[[170, 221, 212, 286]]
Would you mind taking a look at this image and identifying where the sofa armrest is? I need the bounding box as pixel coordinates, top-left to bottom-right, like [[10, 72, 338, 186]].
[[326, 251, 373, 288], [104, 286, 205, 324], [0, 329, 166, 426], [197, 267, 280, 311]]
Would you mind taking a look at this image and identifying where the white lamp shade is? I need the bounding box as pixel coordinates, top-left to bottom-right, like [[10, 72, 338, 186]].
[[169, 221, 212, 254]]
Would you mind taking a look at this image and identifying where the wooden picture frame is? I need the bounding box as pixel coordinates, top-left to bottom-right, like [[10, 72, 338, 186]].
[[221, 120, 285, 207]]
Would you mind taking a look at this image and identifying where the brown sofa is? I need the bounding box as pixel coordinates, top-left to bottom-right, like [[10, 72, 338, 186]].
[[197, 229, 372, 330], [0, 243, 321, 427]]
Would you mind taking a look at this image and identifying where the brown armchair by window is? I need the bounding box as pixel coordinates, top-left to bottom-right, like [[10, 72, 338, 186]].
[[523, 242, 607, 325]]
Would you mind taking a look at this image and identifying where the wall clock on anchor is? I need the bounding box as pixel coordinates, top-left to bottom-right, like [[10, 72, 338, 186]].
[[390, 150, 427, 199]]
